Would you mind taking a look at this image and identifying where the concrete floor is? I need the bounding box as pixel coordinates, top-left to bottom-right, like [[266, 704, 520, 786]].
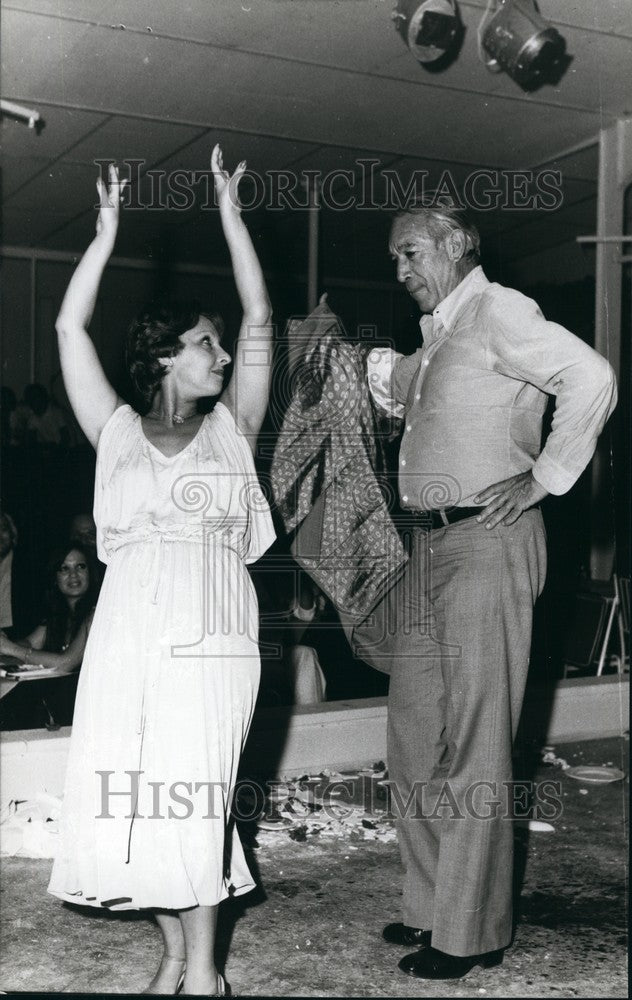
[[0, 737, 628, 997]]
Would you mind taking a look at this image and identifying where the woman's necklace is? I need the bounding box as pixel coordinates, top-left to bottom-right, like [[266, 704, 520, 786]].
[[146, 411, 197, 425]]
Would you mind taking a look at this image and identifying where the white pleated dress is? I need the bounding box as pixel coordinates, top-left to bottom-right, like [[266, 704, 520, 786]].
[[48, 402, 275, 910]]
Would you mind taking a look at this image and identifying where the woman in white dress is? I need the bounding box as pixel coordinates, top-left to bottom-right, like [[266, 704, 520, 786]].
[[47, 146, 275, 996]]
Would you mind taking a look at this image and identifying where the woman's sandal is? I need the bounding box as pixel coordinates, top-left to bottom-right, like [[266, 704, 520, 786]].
[[142, 955, 186, 995], [175, 971, 230, 996], [213, 972, 231, 997]]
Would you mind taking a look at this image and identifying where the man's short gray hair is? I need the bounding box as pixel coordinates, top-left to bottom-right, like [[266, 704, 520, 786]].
[[394, 200, 481, 264]]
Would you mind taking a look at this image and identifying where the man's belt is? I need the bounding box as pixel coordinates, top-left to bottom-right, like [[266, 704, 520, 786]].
[[403, 506, 486, 530]]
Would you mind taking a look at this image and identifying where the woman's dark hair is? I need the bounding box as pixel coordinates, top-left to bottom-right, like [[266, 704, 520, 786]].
[[126, 299, 225, 409], [43, 542, 100, 653]]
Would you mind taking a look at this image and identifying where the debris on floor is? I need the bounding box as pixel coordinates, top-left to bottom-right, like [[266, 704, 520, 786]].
[[0, 795, 60, 859], [1, 737, 627, 997], [541, 746, 571, 769], [244, 763, 397, 846], [524, 820, 556, 833]]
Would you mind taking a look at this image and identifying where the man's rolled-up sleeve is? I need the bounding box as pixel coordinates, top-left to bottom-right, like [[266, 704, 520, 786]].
[[366, 347, 406, 418], [485, 289, 618, 495]]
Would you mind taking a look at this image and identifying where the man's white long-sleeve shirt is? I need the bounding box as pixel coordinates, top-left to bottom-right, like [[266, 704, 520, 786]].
[[367, 266, 617, 509]]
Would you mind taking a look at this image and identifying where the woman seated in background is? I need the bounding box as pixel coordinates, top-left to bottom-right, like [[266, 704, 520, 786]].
[[283, 573, 328, 705], [0, 541, 100, 728]]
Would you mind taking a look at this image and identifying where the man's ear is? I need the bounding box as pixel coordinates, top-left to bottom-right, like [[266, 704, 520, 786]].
[[157, 357, 174, 369], [446, 229, 468, 261]]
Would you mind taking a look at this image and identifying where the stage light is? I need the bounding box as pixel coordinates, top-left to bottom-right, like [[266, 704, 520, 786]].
[[0, 99, 41, 129], [480, 0, 567, 90], [392, 0, 461, 64]]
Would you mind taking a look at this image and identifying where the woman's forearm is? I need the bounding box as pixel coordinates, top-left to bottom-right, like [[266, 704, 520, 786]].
[[56, 232, 114, 336], [1, 637, 29, 660], [29, 648, 81, 673], [5, 641, 81, 674], [54, 177, 122, 448], [212, 146, 273, 437], [1, 618, 89, 673], [219, 206, 271, 324]]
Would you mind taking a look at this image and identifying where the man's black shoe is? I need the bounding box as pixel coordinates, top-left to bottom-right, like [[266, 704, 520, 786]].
[[398, 945, 504, 980], [382, 923, 432, 947]]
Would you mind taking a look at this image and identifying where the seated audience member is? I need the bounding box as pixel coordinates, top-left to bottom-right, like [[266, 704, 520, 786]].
[[68, 512, 97, 551], [0, 510, 19, 633], [287, 643, 327, 704], [0, 387, 19, 448], [23, 383, 71, 448], [0, 508, 42, 640], [284, 575, 328, 704], [0, 541, 100, 728], [302, 593, 390, 702], [255, 561, 388, 706], [68, 512, 103, 587], [10, 397, 31, 446]]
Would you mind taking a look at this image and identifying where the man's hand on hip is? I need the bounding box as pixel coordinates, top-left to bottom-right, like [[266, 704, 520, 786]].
[[474, 472, 549, 529]]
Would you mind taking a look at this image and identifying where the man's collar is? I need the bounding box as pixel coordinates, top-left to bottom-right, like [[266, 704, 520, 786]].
[[419, 265, 488, 340]]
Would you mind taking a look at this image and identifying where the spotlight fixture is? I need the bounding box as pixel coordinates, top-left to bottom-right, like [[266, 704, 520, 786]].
[[392, 0, 461, 64], [0, 99, 41, 129], [480, 0, 567, 90]]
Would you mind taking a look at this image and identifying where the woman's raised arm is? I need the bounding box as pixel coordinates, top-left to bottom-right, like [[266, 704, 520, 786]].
[[213, 145, 273, 446], [56, 164, 127, 449]]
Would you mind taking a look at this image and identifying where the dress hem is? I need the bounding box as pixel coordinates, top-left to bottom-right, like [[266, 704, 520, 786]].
[[47, 879, 256, 911]]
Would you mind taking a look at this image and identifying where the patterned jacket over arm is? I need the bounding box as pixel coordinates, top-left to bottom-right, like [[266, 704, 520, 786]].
[[270, 300, 407, 622]]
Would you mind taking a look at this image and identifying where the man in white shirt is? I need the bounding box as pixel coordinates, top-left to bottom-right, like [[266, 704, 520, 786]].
[[354, 202, 617, 980]]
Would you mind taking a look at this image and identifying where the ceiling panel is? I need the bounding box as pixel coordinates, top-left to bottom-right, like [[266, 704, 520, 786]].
[[64, 117, 207, 168], [1, 207, 75, 245], [155, 131, 322, 177], [32, 211, 98, 253], [10, 0, 632, 39], [1, 6, 623, 164], [536, 144, 599, 180], [2, 10, 96, 97], [39, 202, 211, 260], [2, 154, 53, 197], [282, 144, 398, 176], [7, 0, 631, 117], [1, 0, 626, 280], [2, 0, 422, 75], [490, 197, 597, 261], [546, 28, 632, 112], [5, 161, 99, 213]]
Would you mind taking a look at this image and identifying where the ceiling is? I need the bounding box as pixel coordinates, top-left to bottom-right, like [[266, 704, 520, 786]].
[[2, 0, 631, 283]]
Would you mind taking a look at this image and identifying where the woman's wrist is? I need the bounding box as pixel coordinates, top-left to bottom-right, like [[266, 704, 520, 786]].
[[2, 640, 29, 661], [92, 230, 116, 256]]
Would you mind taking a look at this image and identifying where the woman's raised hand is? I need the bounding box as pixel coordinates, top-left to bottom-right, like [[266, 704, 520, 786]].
[[211, 144, 247, 215], [95, 163, 127, 242]]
